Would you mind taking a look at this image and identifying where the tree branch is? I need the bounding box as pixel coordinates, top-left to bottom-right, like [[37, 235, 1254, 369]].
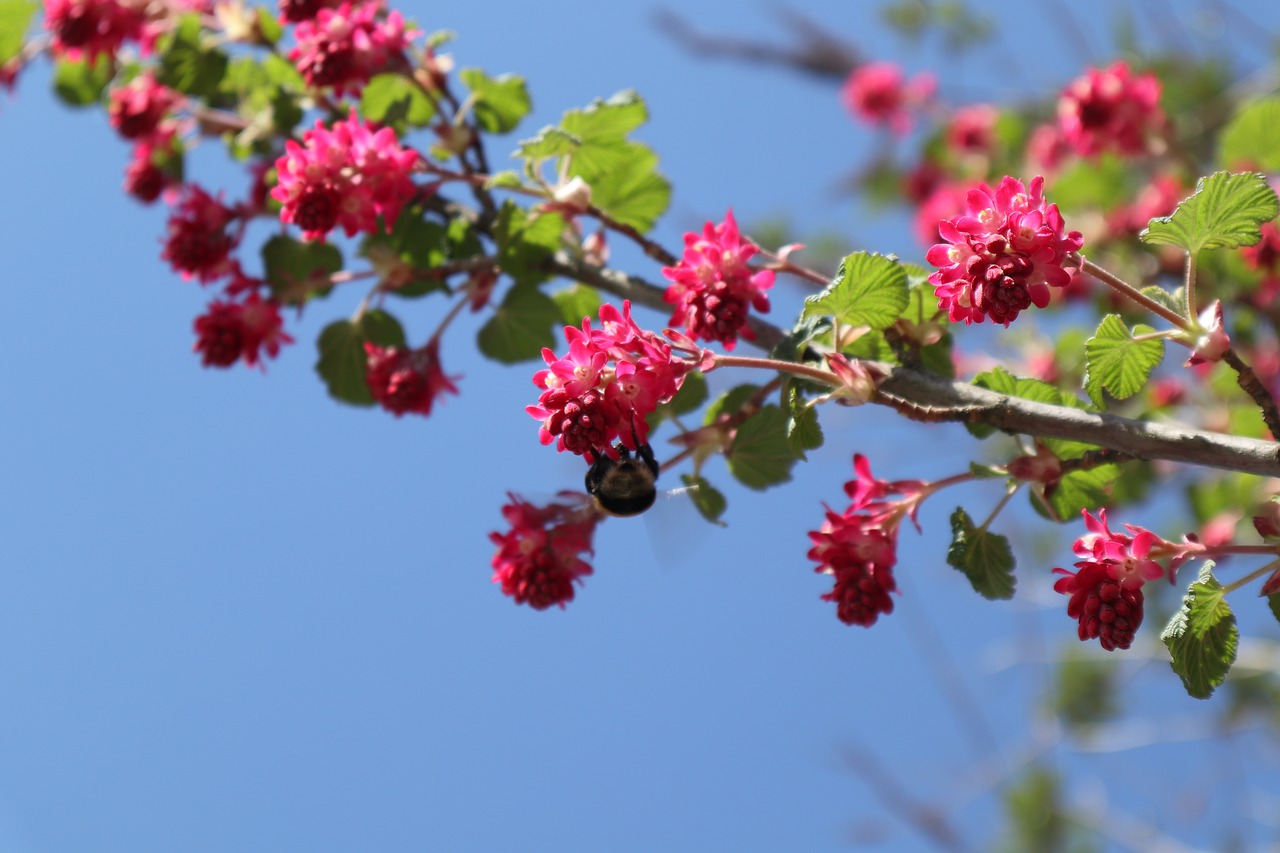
[[547, 251, 1280, 478]]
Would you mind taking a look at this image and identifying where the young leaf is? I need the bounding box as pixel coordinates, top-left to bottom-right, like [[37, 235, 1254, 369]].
[[704, 384, 760, 425], [1218, 98, 1280, 172], [588, 145, 671, 232], [52, 55, 114, 106], [476, 283, 559, 364], [727, 405, 795, 490], [360, 73, 435, 132], [803, 252, 909, 331], [459, 68, 531, 134], [680, 474, 727, 526], [1037, 463, 1120, 522], [314, 310, 406, 405], [1141, 171, 1280, 253], [786, 385, 823, 460], [946, 507, 1016, 600], [551, 284, 601, 328], [494, 202, 561, 286], [1161, 563, 1238, 699], [157, 14, 229, 99], [0, 0, 37, 64], [1083, 314, 1165, 407], [652, 370, 707, 422], [261, 235, 342, 305]]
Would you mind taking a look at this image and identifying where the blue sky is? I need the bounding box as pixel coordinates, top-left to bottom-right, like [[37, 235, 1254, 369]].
[[3, 1, 1279, 850]]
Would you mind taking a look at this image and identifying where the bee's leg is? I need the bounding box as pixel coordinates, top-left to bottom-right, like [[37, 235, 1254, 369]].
[[636, 441, 659, 482]]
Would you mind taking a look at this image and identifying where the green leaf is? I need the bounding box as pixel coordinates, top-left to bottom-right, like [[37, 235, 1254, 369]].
[[1051, 653, 1120, 730], [786, 385, 823, 460], [493, 201, 561, 286], [314, 310, 406, 405], [516, 127, 579, 164], [0, 0, 37, 64], [704, 384, 760, 425], [560, 90, 648, 143], [1083, 314, 1165, 407], [802, 252, 910, 331], [968, 461, 1007, 480], [476, 284, 559, 363], [255, 6, 283, 45], [1219, 98, 1280, 172], [157, 14, 229, 99], [946, 507, 1016, 600], [588, 146, 671, 232], [485, 170, 525, 191], [1041, 463, 1120, 521], [459, 68, 530, 134], [551, 284, 601, 328], [727, 405, 795, 490], [1161, 563, 1238, 699], [261, 235, 342, 305], [680, 474, 727, 526], [52, 55, 114, 107], [1269, 592, 1280, 626], [360, 73, 435, 133], [1141, 171, 1280, 253], [1138, 285, 1183, 316]]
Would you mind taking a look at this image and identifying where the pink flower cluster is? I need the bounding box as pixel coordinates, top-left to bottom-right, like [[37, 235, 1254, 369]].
[[527, 301, 689, 459], [363, 340, 459, 418], [271, 112, 420, 241], [490, 493, 600, 610], [123, 126, 180, 204], [193, 290, 294, 369], [44, 0, 146, 63], [289, 0, 417, 96], [1053, 509, 1170, 651], [840, 61, 935, 135], [162, 185, 241, 282], [808, 455, 924, 627], [107, 72, 182, 140], [661, 210, 774, 350], [1058, 61, 1165, 158], [926, 176, 1084, 326], [278, 0, 340, 23]]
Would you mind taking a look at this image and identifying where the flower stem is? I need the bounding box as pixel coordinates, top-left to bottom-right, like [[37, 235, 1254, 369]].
[[1081, 257, 1191, 331], [1222, 557, 1280, 594], [710, 353, 841, 387]]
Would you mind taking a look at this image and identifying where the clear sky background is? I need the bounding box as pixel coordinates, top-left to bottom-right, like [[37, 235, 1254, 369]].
[[2, 1, 1279, 851]]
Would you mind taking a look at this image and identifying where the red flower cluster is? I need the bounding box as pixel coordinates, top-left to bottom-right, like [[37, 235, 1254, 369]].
[[44, 0, 146, 63], [363, 340, 459, 417], [289, 0, 417, 96], [661, 210, 774, 350], [945, 104, 999, 156], [926, 175, 1084, 325], [808, 455, 925, 627], [490, 493, 600, 610], [527, 301, 689, 458], [1053, 509, 1169, 651], [1057, 61, 1165, 158], [193, 290, 294, 369], [271, 112, 421, 241], [278, 0, 340, 23], [107, 72, 182, 140], [839, 61, 935, 135], [162, 185, 240, 282], [123, 128, 180, 204]]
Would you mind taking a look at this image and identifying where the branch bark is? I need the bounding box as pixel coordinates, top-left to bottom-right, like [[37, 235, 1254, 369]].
[[547, 251, 1280, 478]]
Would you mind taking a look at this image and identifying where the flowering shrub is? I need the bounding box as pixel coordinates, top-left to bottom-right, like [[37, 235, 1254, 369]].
[[8, 0, 1280, 708]]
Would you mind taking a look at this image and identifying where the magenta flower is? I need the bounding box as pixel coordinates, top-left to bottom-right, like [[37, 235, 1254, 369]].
[[661, 210, 774, 350], [528, 301, 688, 458], [107, 73, 182, 141], [489, 493, 600, 610], [193, 291, 294, 369], [271, 112, 421, 241], [840, 61, 935, 135], [1053, 509, 1169, 651], [162, 185, 240, 283], [926, 175, 1084, 326], [364, 340, 460, 418], [1058, 61, 1165, 158], [1186, 300, 1231, 367], [945, 104, 1000, 155], [289, 0, 417, 97], [44, 0, 146, 63]]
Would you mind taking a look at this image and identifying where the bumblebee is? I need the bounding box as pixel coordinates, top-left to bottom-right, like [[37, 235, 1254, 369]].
[[585, 440, 660, 517]]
